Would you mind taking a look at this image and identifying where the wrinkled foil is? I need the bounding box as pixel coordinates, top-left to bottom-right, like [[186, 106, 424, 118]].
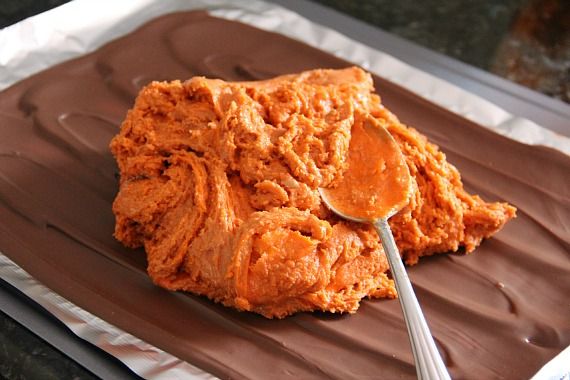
[[0, 0, 568, 379]]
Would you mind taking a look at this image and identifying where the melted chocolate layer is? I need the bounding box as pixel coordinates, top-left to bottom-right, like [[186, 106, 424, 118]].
[[0, 11, 568, 380]]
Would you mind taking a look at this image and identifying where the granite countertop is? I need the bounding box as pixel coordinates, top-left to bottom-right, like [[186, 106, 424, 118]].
[[0, 313, 98, 380], [313, 0, 569, 103], [0, 1, 568, 379]]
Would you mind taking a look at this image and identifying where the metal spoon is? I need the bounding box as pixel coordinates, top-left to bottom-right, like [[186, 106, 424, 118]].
[[319, 118, 451, 380]]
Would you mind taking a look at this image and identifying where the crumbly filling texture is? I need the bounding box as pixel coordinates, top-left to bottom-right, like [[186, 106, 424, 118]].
[[110, 67, 516, 318]]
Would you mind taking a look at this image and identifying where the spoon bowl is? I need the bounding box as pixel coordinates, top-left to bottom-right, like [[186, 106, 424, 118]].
[[319, 117, 451, 380]]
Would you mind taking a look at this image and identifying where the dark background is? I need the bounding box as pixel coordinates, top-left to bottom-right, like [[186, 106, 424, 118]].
[[312, 0, 569, 103], [0, 1, 568, 379]]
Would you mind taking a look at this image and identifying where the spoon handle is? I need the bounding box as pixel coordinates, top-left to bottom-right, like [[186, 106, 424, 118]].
[[374, 218, 451, 380]]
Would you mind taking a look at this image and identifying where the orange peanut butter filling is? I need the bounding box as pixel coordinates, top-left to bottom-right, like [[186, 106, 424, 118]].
[[320, 115, 413, 220], [110, 67, 516, 318]]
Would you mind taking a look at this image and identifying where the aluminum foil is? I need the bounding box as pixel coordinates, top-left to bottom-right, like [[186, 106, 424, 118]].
[[0, 0, 569, 379]]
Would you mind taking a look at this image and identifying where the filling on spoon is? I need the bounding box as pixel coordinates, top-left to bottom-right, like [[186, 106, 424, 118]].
[[319, 115, 413, 221], [110, 67, 516, 318]]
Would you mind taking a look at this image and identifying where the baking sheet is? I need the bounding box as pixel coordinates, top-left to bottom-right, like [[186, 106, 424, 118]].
[[0, 0, 569, 379]]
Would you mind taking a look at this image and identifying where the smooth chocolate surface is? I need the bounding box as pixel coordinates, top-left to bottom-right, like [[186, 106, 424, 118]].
[[0, 11, 568, 380]]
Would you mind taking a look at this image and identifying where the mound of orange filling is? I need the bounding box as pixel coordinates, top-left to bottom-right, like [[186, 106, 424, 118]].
[[110, 67, 516, 318]]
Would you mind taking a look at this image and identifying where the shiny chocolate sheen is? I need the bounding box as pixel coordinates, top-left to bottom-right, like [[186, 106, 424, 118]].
[[0, 11, 568, 380]]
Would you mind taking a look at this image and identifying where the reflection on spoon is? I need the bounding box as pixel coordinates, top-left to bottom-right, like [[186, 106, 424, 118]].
[[319, 116, 451, 380]]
